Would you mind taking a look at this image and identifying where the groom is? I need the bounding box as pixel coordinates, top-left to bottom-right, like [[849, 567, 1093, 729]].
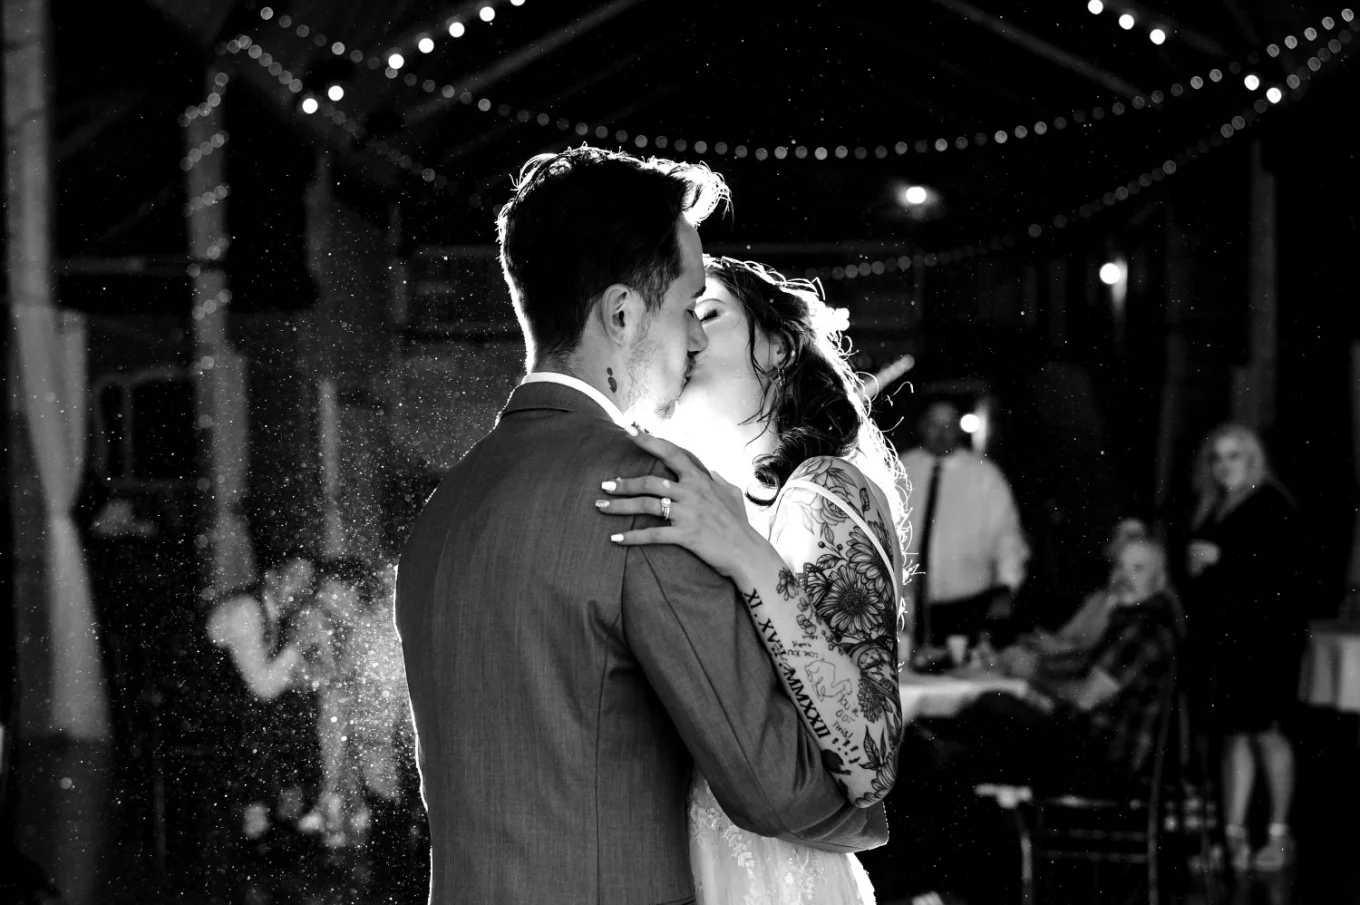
[[396, 146, 887, 905]]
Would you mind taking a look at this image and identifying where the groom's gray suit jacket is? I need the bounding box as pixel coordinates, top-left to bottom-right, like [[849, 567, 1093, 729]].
[[396, 381, 887, 905]]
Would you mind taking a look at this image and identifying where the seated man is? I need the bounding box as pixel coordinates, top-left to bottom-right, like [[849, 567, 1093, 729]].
[[862, 538, 1182, 903], [1017, 517, 1151, 657], [948, 536, 1181, 795]]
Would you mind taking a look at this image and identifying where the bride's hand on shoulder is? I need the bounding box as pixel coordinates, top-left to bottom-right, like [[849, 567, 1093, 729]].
[[595, 430, 761, 578]]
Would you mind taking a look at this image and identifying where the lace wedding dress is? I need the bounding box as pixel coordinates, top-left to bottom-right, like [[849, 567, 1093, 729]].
[[689, 773, 878, 905], [687, 456, 903, 905]]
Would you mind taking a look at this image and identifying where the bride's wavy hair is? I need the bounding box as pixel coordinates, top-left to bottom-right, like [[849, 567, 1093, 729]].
[[704, 256, 909, 541]]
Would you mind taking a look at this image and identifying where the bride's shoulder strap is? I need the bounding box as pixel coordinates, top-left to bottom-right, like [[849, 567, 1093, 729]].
[[776, 456, 898, 581]]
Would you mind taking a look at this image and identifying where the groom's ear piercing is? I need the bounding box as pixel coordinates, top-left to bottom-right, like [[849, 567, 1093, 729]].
[[607, 367, 617, 394]]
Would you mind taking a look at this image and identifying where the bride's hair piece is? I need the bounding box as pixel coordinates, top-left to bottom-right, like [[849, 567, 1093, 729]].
[[704, 256, 909, 540]]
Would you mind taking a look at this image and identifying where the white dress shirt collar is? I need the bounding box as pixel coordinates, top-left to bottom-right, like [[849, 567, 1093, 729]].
[[520, 371, 632, 429]]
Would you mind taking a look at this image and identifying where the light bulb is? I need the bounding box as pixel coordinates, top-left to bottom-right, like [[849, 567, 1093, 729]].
[[327, 84, 344, 102], [388, 52, 405, 69], [448, 21, 465, 37], [1244, 74, 1260, 90], [1266, 86, 1283, 103], [479, 6, 495, 21], [1119, 13, 1136, 29], [1149, 28, 1166, 44], [1099, 261, 1124, 285], [300, 97, 319, 114], [960, 414, 982, 434], [418, 36, 435, 53], [1087, 0, 1103, 12]]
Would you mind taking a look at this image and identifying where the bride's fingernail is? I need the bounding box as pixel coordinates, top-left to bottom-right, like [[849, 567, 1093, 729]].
[[594, 499, 609, 509], [610, 534, 625, 543], [601, 480, 617, 492]]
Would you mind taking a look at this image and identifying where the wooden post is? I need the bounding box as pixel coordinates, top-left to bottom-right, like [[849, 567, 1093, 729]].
[[1348, 343, 1360, 590], [1232, 140, 1278, 429], [1153, 208, 1190, 520], [184, 71, 255, 595]]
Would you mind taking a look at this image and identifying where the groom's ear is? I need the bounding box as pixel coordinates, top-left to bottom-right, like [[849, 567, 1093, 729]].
[[598, 283, 645, 346]]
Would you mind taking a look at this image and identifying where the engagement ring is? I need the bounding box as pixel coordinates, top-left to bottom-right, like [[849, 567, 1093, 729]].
[[660, 497, 672, 521]]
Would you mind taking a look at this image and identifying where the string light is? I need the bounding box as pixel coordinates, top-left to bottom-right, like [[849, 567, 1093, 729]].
[[181, 131, 229, 171], [184, 184, 231, 215], [300, 96, 319, 114], [192, 288, 233, 321], [1087, 0, 1103, 13], [1118, 13, 1136, 29], [821, 35, 1351, 281], [234, 2, 1344, 176], [327, 84, 345, 102], [1149, 28, 1167, 44], [244, 2, 531, 91], [223, 8, 1353, 212]]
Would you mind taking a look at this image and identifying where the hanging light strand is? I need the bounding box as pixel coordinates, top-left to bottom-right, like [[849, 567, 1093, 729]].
[[230, 5, 1352, 179], [225, 36, 450, 188], [822, 30, 1353, 281], [180, 72, 231, 215], [239, 3, 530, 91], [224, 9, 1353, 210]]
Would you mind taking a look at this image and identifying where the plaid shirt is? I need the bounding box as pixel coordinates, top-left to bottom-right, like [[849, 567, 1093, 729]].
[[1041, 592, 1179, 775]]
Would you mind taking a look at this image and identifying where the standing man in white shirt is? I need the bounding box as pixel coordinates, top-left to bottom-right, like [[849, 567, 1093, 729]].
[[899, 397, 1029, 648]]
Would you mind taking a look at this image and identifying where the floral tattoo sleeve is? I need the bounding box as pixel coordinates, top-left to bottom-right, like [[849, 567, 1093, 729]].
[[746, 456, 904, 807]]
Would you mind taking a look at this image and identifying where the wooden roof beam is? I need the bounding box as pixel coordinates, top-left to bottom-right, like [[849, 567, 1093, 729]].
[[927, 0, 1146, 99]]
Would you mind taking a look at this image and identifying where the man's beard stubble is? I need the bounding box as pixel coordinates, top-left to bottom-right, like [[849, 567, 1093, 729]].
[[623, 314, 693, 428]]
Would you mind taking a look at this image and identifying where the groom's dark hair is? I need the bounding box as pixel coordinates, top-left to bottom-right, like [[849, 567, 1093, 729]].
[[496, 145, 729, 361]]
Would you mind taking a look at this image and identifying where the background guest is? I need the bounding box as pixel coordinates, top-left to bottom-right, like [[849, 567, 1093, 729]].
[[896, 537, 1181, 904], [1019, 517, 1151, 657], [201, 550, 320, 894], [898, 397, 1029, 646], [293, 555, 412, 854], [342, 559, 410, 811], [1185, 423, 1307, 873], [292, 557, 374, 847], [984, 536, 1182, 791]]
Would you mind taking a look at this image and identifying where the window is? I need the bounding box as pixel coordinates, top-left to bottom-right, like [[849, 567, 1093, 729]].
[[94, 370, 196, 486]]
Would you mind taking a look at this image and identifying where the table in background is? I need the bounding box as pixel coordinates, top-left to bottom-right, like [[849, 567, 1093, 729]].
[[1299, 620, 1360, 712], [899, 671, 1029, 722]]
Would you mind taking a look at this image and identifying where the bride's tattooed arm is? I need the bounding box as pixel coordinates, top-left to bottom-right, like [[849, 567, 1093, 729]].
[[730, 456, 903, 807]]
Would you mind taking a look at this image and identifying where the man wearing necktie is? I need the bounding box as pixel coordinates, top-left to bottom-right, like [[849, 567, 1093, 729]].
[[898, 397, 1029, 649]]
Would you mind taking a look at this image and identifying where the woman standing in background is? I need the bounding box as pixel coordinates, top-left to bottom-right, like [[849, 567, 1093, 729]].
[[1186, 423, 1306, 873]]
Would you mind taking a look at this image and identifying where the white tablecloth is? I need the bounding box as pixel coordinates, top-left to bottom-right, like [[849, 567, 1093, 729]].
[[899, 672, 1029, 722], [1299, 621, 1360, 712]]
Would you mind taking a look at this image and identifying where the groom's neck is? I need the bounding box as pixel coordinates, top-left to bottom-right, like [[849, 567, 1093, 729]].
[[531, 347, 627, 410]]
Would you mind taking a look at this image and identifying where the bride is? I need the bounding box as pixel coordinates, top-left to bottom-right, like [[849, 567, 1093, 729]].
[[597, 256, 909, 904]]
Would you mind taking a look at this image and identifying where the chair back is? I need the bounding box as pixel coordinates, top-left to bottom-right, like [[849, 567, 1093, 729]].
[[1143, 640, 1181, 800]]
